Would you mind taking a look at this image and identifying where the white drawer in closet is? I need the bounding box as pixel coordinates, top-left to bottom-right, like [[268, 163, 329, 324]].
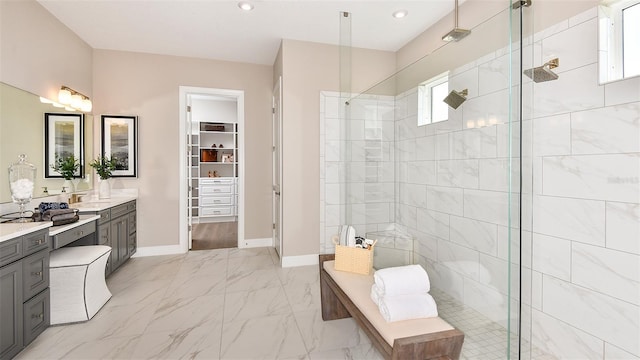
[[200, 206, 234, 217], [200, 195, 234, 206], [200, 184, 233, 195], [199, 178, 234, 185]]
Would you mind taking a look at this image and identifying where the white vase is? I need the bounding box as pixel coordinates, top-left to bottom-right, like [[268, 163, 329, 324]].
[[99, 178, 111, 199], [63, 179, 74, 193]]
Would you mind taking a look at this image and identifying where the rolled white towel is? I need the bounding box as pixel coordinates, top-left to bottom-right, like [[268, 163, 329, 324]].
[[378, 293, 438, 323], [370, 284, 383, 306], [374, 264, 430, 296]]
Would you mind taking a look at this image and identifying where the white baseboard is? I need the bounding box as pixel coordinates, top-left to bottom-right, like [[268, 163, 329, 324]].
[[131, 245, 186, 258], [239, 237, 273, 248], [281, 254, 319, 268]]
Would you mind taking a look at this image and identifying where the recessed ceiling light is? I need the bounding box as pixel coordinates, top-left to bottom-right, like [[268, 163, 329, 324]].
[[238, 1, 254, 11], [392, 9, 408, 19]]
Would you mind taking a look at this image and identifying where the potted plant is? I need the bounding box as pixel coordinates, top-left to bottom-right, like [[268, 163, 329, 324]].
[[89, 155, 117, 199], [51, 155, 80, 192]]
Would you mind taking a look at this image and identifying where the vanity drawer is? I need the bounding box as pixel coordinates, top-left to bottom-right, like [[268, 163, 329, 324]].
[[22, 230, 49, 256], [199, 178, 234, 185], [126, 201, 136, 212], [200, 195, 234, 206], [200, 206, 234, 217], [23, 288, 49, 347], [52, 221, 96, 249], [0, 238, 22, 267], [97, 209, 111, 225], [201, 184, 233, 195], [111, 203, 129, 219], [22, 249, 49, 300]]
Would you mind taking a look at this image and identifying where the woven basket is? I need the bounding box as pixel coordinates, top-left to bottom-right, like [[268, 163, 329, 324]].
[[333, 236, 374, 275]]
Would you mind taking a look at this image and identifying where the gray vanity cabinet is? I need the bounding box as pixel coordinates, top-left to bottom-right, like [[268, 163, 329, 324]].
[[82, 200, 136, 276], [0, 229, 50, 359]]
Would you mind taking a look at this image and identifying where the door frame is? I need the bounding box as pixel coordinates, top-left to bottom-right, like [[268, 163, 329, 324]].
[[272, 76, 283, 261], [178, 86, 245, 252]]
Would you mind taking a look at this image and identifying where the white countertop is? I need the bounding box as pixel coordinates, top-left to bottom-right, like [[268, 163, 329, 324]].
[[49, 214, 101, 236], [71, 195, 138, 212], [0, 221, 52, 243]]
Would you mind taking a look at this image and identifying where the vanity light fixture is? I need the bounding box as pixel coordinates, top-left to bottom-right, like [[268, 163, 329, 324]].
[[392, 9, 408, 19], [238, 1, 254, 11], [58, 86, 92, 112]]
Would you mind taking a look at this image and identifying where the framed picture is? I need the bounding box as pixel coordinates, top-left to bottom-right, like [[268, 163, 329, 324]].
[[101, 115, 138, 177], [44, 113, 84, 178], [221, 153, 233, 163]]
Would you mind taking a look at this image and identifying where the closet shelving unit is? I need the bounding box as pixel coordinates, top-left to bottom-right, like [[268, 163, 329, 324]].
[[188, 97, 239, 223]]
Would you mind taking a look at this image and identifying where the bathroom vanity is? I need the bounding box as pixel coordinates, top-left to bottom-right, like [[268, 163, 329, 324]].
[[0, 223, 51, 359], [74, 198, 137, 276]]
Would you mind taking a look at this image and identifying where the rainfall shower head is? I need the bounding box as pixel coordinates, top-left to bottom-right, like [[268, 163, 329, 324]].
[[524, 58, 560, 83], [443, 89, 468, 109], [442, 0, 471, 42]]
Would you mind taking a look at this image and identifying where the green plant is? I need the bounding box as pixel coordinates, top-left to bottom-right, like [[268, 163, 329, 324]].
[[51, 155, 79, 180], [89, 155, 117, 180]]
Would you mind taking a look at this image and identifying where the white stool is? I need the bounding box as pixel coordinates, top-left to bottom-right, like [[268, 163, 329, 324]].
[[49, 245, 112, 325]]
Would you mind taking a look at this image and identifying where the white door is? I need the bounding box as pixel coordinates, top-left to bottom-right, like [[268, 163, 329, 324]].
[[273, 77, 283, 258]]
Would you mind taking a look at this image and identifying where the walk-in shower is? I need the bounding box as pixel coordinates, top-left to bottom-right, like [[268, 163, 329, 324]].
[[322, 1, 640, 359]]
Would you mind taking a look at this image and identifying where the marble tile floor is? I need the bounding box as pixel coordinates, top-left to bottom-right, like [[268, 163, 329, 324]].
[[18, 247, 553, 360]]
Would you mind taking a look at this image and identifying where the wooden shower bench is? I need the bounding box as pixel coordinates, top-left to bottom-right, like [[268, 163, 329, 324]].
[[319, 254, 464, 360]]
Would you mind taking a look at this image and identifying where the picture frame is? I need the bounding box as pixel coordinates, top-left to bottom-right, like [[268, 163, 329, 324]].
[[44, 113, 84, 178], [221, 153, 233, 163], [101, 115, 138, 177]]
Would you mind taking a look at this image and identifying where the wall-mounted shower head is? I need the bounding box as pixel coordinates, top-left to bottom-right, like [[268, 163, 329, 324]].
[[443, 89, 468, 109], [524, 58, 560, 83], [442, 0, 471, 42]]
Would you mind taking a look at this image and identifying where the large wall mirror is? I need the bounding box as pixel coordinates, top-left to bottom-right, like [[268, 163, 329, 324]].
[[0, 82, 93, 203], [598, 0, 640, 83]]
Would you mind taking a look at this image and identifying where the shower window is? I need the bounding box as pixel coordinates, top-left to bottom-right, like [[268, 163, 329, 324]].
[[418, 72, 448, 126], [622, 2, 640, 77]]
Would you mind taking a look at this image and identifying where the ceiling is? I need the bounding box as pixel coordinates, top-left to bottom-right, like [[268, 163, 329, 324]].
[[37, 0, 460, 65]]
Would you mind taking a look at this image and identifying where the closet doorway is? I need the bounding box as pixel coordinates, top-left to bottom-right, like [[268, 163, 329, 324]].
[[179, 86, 244, 251]]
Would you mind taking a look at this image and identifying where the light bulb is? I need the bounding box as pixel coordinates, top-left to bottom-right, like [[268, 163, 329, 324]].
[[58, 88, 72, 105], [70, 94, 83, 109], [81, 99, 92, 112]]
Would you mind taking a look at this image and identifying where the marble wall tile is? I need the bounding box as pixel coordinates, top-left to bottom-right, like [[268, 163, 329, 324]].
[[348, 183, 365, 204], [397, 138, 416, 161], [413, 231, 439, 261], [532, 233, 571, 281], [606, 202, 640, 255], [378, 161, 395, 183], [400, 183, 426, 208], [477, 254, 509, 296], [350, 140, 365, 161], [605, 76, 640, 107], [437, 159, 479, 189], [426, 185, 464, 216], [531, 309, 604, 360], [324, 183, 341, 205], [541, 18, 598, 72], [324, 118, 341, 141], [478, 158, 511, 192], [542, 275, 640, 356], [572, 242, 640, 306], [533, 195, 605, 246], [571, 103, 640, 154], [449, 216, 498, 255], [463, 189, 511, 227], [365, 203, 391, 224], [437, 239, 481, 280], [324, 96, 340, 119], [416, 208, 450, 240], [478, 53, 509, 96], [349, 98, 377, 121], [527, 63, 604, 118], [568, 6, 597, 27], [324, 140, 342, 162], [533, 113, 571, 156], [496, 226, 532, 268], [451, 126, 498, 159], [605, 343, 640, 360], [407, 160, 437, 185], [415, 135, 436, 161], [365, 182, 394, 203], [324, 204, 341, 227], [450, 66, 479, 99], [463, 90, 509, 130], [349, 119, 365, 141], [542, 154, 639, 203], [349, 203, 366, 226], [531, 270, 542, 310], [397, 204, 417, 230], [462, 278, 509, 325], [425, 261, 465, 302]]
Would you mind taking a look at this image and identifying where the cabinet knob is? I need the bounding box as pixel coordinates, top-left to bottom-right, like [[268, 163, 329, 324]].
[[33, 239, 45, 245], [32, 313, 44, 319], [32, 271, 42, 276]]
